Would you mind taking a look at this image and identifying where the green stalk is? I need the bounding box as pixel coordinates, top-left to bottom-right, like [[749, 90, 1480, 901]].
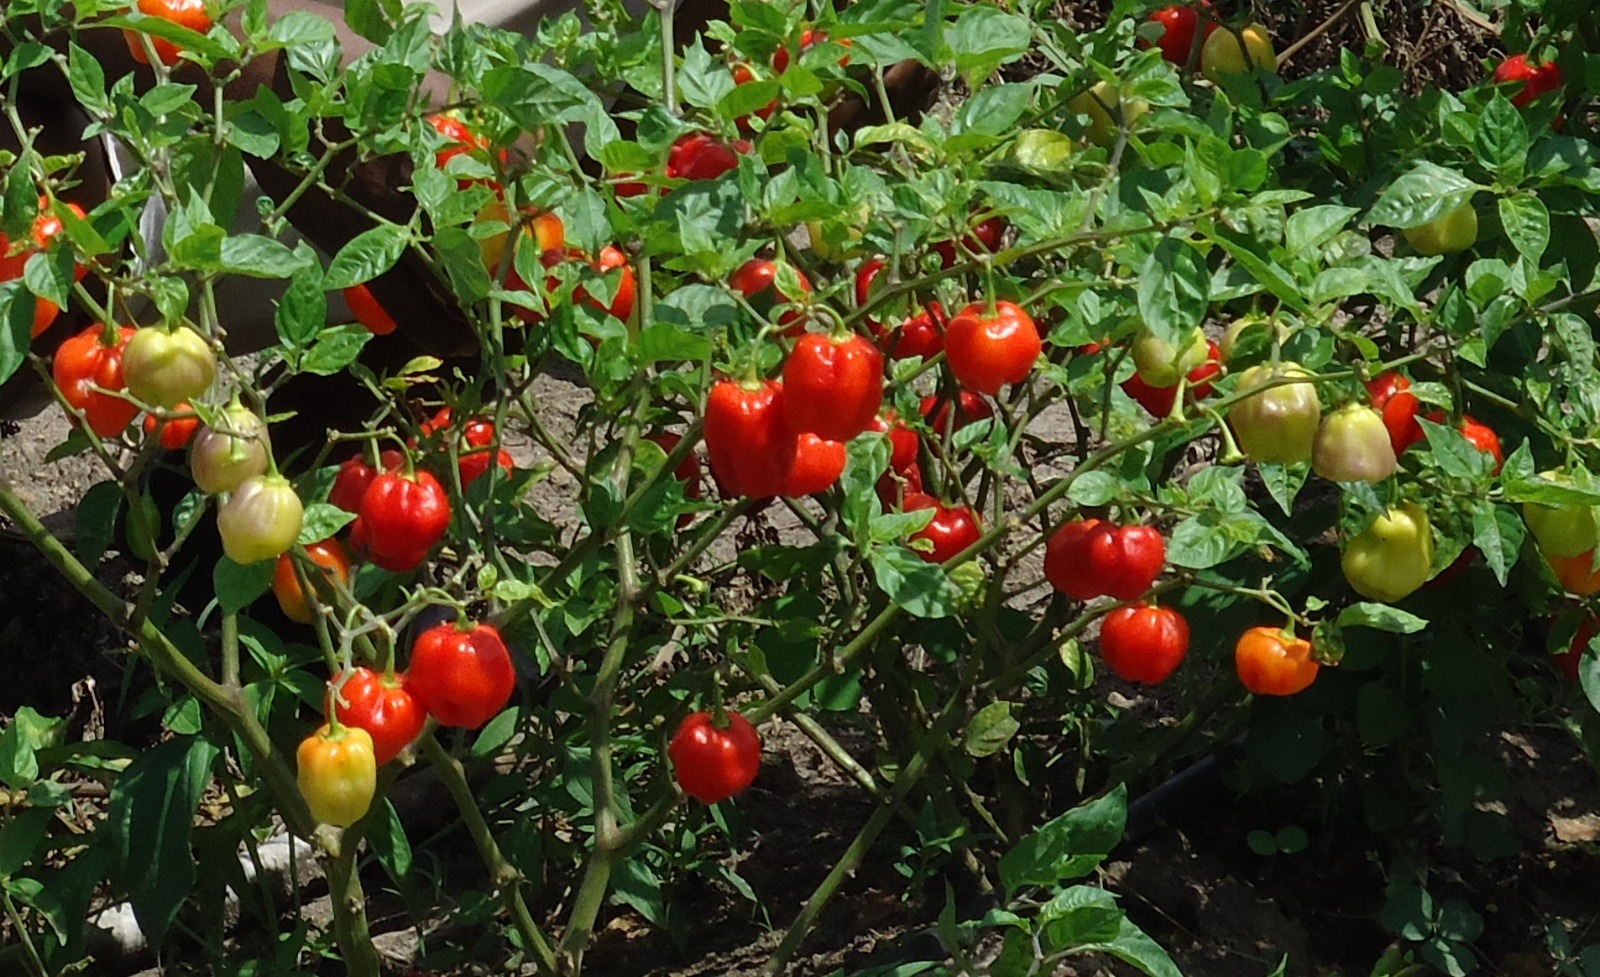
[[419, 735, 559, 975], [763, 682, 970, 974], [0, 886, 46, 977], [0, 478, 316, 838], [323, 828, 381, 977], [555, 533, 639, 972]]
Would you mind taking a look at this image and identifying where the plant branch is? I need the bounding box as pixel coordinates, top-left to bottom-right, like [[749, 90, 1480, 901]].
[[419, 734, 559, 976]]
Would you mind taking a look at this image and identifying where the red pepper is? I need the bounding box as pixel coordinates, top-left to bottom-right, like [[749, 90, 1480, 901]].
[[406, 621, 517, 729], [704, 378, 794, 499]]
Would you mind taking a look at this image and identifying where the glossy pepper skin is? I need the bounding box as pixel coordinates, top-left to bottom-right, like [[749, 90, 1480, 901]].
[[1312, 404, 1397, 483], [1099, 604, 1189, 684], [1130, 325, 1208, 388], [1364, 372, 1410, 410], [1229, 362, 1322, 464], [1545, 548, 1600, 596], [931, 216, 1006, 269], [405, 621, 518, 729], [920, 390, 994, 435], [730, 258, 812, 333], [1493, 54, 1563, 107], [1044, 520, 1166, 601], [942, 301, 1041, 395], [1234, 627, 1319, 696], [704, 379, 794, 499], [297, 724, 378, 827], [1146, 4, 1217, 67], [904, 493, 982, 563], [217, 475, 304, 565], [1341, 503, 1435, 603], [121, 325, 217, 409], [354, 470, 452, 573], [1121, 340, 1220, 417], [344, 283, 399, 336], [782, 433, 847, 497], [189, 405, 270, 495], [1383, 399, 1503, 474], [781, 332, 884, 442], [668, 711, 762, 804], [328, 451, 402, 513], [328, 668, 425, 765], [273, 539, 352, 624], [1522, 472, 1598, 559], [143, 403, 199, 450], [124, 0, 212, 67], [52, 324, 139, 438], [667, 132, 746, 181]]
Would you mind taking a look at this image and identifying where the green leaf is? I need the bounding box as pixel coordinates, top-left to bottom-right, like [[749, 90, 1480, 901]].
[[1470, 502, 1524, 585], [434, 226, 491, 305], [107, 736, 219, 949], [0, 42, 52, 80], [1037, 885, 1123, 946], [1205, 224, 1310, 313], [1081, 916, 1184, 977], [0, 808, 53, 878], [75, 481, 124, 568], [1382, 882, 1433, 946], [344, 0, 400, 43], [214, 556, 275, 614], [963, 701, 1020, 757], [324, 224, 410, 290], [1285, 204, 1360, 255], [1258, 462, 1309, 517], [870, 547, 956, 619], [366, 798, 414, 884], [1368, 162, 1482, 229], [263, 10, 337, 50], [1165, 514, 1237, 569], [613, 855, 672, 932], [1275, 825, 1308, 854], [1065, 471, 1119, 507], [1337, 602, 1428, 634], [999, 785, 1127, 894], [302, 324, 373, 375], [275, 256, 326, 349], [1356, 684, 1409, 746], [944, 6, 1031, 86], [67, 42, 109, 114], [471, 708, 519, 759], [219, 234, 309, 278], [0, 282, 34, 387], [105, 12, 234, 62], [1418, 418, 1488, 480], [1135, 238, 1209, 344], [1578, 645, 1600, 717], [1246, 703, 1331, 784], [1498, 194, 1549, 264], [1436, 898, 1484, 942], [24, 248, 73, 307], [0, 708, 66, 790], [1475, 94, 1528, 184], [162, 697, 203, 736], [297, 503, 354, 545]]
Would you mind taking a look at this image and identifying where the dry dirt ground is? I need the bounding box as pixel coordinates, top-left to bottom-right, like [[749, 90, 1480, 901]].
[[3, 0, 1599, 975]]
